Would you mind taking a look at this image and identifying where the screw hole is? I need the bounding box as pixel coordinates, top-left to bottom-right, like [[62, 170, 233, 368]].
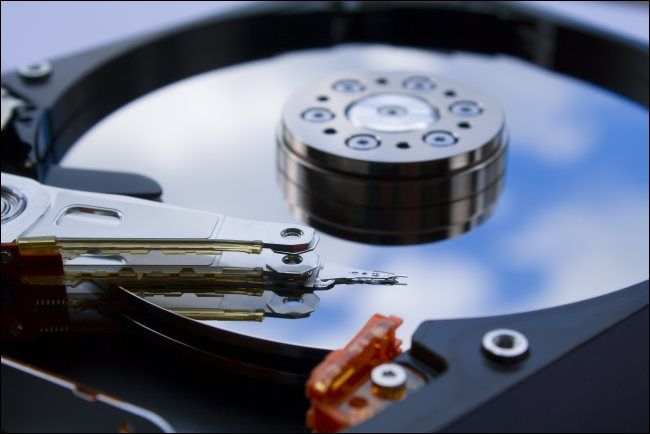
[[493, 334, 516, 349], [349, 396, 368, 409], [376, 77, 388, 85], [396, 142, 410, 149], [281, 228, 304, 238], [283, 297, 303, 306], [282, 255, 303, 265], [324, 128, 337, 135], [445, 89, 457, 97], [458, 121, 471, 129], [317, 95, 329, 102]]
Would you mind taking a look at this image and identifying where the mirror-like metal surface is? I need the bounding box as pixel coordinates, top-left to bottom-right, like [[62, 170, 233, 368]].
[[278, 70, 507, 244], [63, 45, 649, 353], [281, 70, 505, 176], [347, 92, 438, 133], [1, 185, 27, 224]]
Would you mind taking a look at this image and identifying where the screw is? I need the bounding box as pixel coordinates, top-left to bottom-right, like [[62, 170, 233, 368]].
[[332, 79, 365, 93], [481, 328, 529, 363], [423, 131, 457, 147], [302, 107, 334, 123], [346, 134, 380, 150], [18, 60, 52, 81], [450, 100, 482, 117], [403, 76, 435, 91], [371, 363, 407, 399]]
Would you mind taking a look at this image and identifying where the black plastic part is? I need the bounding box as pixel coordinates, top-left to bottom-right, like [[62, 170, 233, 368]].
[[1, 357, 171, 433], [44, 166, 162, 200], [352, 282, 649, 433]]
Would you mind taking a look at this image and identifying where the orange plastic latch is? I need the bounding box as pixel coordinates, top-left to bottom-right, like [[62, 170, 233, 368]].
[[306, 314, 403, 432]]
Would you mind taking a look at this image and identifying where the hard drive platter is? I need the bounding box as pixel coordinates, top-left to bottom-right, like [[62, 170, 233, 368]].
[[2, 2, 648, 432], [64, 45, 649, 354]]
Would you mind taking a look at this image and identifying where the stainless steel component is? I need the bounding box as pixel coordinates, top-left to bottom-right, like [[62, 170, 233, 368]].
[[450, 100, 483, 117], [277, 135, 507, 208], [403, 76, 435, 91], [17, 60, 52, 81], [26, 248, 403, 292], [481, 329, 530, 363], [0, 174, 50, 243], [310, 262, 404, 289], [347, 93, 438, 132], [278, 70, 508, 243], [332, 78, 365, 93], [3, 173, 404, 294], [130, 289, 320, 320], [264, 292, 319, 318], [280, 175, 504, 244], [302, 107, 335, 122], [281, 70, 505, 177], [1, 173, 317, 255], [346, 134, 380, 150], [371, 363, 408, 397], [1, 185, 27, 224], [423, 130, 457, 147]]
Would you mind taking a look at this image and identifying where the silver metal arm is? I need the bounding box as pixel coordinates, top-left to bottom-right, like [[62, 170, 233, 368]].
[[2, 173, 404, 293]]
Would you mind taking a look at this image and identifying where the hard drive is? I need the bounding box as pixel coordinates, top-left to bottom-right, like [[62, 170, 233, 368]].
[[1, 1, 648, 432]]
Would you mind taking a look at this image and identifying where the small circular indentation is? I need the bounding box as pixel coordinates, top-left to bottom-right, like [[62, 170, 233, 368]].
[[450, 100, 482, 117], [396, 142, 410, 149], [346, 134, 380, 151], [302, 107, 334, 123], [317, 95, 329, 102], [444, 89, 457, 97], [403, 76, 435, 91], [423, 131, 457, 147], [377, 104, 408, 117], [458, 121, 471, 129], [332, 79, 365, 93], [376, 77, 388, 85], [482, 329, 530, 363], [323, 128, 337, 135], [283, 297, 303, 306], [349, 396, 368, 409], [281, 227, 304, 238], [282, 255, 303, 265]]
